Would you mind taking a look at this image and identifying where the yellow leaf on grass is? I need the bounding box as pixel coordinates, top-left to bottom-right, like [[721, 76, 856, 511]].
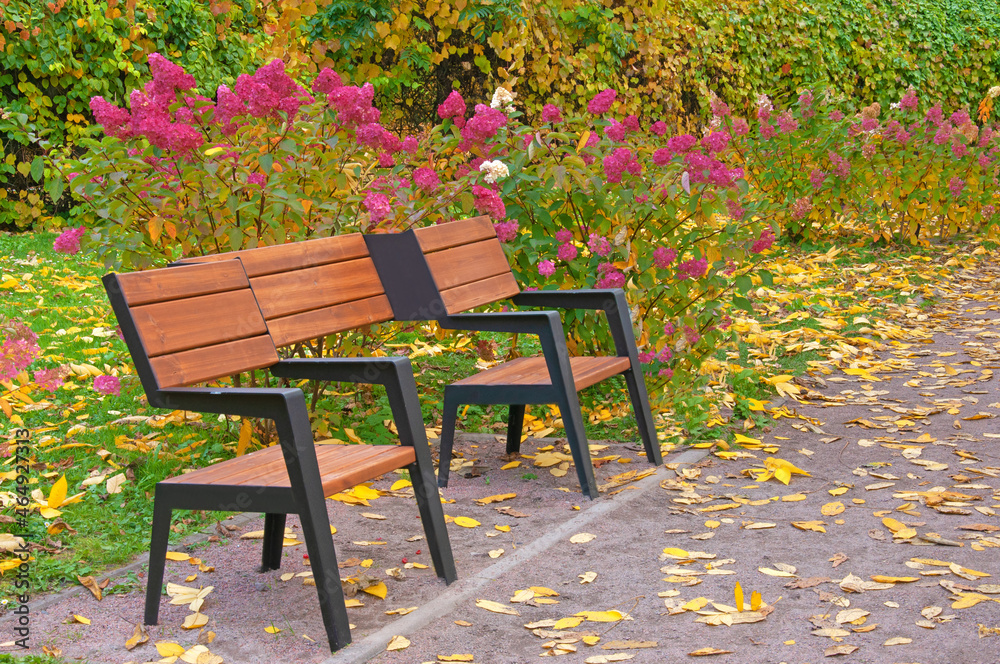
[[575, 610, 624, 622], [264, 625, 281, 634], [453, 517, 480, 528], [386, 635, 410, 651]]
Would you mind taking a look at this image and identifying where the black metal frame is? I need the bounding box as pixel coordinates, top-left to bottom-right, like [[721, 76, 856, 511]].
[[364, 231, 661, 500], [102, 267, 456, 653]]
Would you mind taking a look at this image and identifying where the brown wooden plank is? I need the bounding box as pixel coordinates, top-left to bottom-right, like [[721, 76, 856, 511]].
[[118, 262, 249, 306], [178, 235, 369, 278], [162, 443, 416, 497], [413, 216, 496, 253], [250, 258, 385, 319], [149, 335, 279, 388], [453, 356, 630, 391], [425, 239, 512, 290], [132, 290, 267, 357], [267, 295, 394, 347], [440, 273, 520, 314]]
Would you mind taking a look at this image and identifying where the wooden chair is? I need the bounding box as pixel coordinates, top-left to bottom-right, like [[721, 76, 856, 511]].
[[103, 259, 455, 653], [363, 216, 661, 499]]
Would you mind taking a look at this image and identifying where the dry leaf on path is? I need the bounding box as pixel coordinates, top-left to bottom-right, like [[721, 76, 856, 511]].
[[386, 635, 410, 651], [824, 644, 858, 656], [476, 599, 520, 615], [689, 648, 733, 656], [124, 623, 149, 650], [570, 532, 596, 543]]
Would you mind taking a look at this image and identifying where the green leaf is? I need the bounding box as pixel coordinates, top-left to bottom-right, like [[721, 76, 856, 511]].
[[758, 270, 774, 287], [732, 296, 754, 313], [734, 274, 753, 294], [30, 156, 44, 182]]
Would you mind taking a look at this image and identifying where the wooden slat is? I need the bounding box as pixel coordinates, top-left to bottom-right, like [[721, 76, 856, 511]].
[[425, 239, 512, 290], [413, 216, 496, 253], [161, 443, 416, 497], [441, 273, 520, 314], [149, 335, 279, 388], [452, 356, 631, 392], [118, 262, 250, 306], [131, 290, 267, 357], [267, 295, 395, 346], [178, 235, 370, 278], [249, 258, 385, 319]]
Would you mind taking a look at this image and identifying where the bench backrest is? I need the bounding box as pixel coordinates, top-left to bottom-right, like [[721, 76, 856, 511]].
[[364, 217, 521, 320], [103, 261, 279, 393], [175, 234, 394, 346]]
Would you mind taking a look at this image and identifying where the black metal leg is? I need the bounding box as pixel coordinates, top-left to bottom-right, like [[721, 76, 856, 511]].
[[408, 462, 457, 583], [261, 513, 286, 572], [506, 404, 525, 455], [144, 498, 172, 625], [557, 393, 599, 500], [623, 368, 661, 465], [297, 490, 351, 651], [437, 392, 460, 488]]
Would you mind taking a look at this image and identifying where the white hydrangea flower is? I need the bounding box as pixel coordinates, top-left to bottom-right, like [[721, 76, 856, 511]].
[[479, 159, 509, 184], [491, 87, 516, 113], [989, 86, 1000, 99], [756, 93, 773, 113]]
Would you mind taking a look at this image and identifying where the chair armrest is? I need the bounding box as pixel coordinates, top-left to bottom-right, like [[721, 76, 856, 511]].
[[512, 289, 637, 359], [270, 357, 428, 451], [439, 310, 563, 337], [153, 387, 304, 421]]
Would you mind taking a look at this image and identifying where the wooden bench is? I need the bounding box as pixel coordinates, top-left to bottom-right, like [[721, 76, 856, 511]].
[[102, 259, 455, 653], [364, 216, 661, 499]]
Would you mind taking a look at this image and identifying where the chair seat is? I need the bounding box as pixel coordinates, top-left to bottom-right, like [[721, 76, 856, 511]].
[[161, 443, 416, 497], [452, 356, 631, 392]]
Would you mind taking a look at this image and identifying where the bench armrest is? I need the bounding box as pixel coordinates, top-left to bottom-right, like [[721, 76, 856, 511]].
[[270, 357, 429, 452], [511, 289, 638, 359], [153, 387, 305, 421]]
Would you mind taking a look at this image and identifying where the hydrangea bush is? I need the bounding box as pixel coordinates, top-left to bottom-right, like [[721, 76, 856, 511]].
[[733, 87, 1000, 243], [52, 54, 770, 413]]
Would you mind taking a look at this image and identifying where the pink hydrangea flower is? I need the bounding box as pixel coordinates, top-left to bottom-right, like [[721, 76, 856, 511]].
[[657, 346, 673, 362], [752, 227, 776, 253], [587, 233, 612, 257], [711, 96, 731, 118], [437, 90, 467, 125], [603, 119, 626, 142], [702, 131, 731, 154], [557, 243, 578, 261], [313, 68, 343, 95], [828, 110, 844, 122], [473, 185, 506, 219], [776, 112, 798, 134], [538, 259, 556, 277], [676, 258, 707, 281], [363, 191, 392, 223], [93, 374, 121, 396], [596, 262, 625, 288], [401, 136, 419, 153], [650, 120, 668, 136], [34, 366, 68, 392], [493, 220, 519, 242], [541, 104, 562, 123], [663, 321, 675, 336], [809, 169, 826, 189], [622, 114, 641, 132], [726, 197, 745, 220], [731, 118, 750, 136], [790, 196, 812, 220], [90, 96, 132, 138], [246, 173, 266, 188], [587, 88, 617, 115], [683, 325, 700, 345], [926, 104, 944, 126], [413, 167, 440, 192], [653, 246, 677, 268], [658, 368, 674, 379], [54, 227, 86, 254], [555, 229, 573, 243], [327, 83, 381, 126], [603, 148, 640, 183], [460, 104, 507, 150], [652, 148, 672, 166], [638, 351, 655, 364], [0, 322, 40, 383], [899, 89, 918, 111], [949, 176, 965, 197]]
